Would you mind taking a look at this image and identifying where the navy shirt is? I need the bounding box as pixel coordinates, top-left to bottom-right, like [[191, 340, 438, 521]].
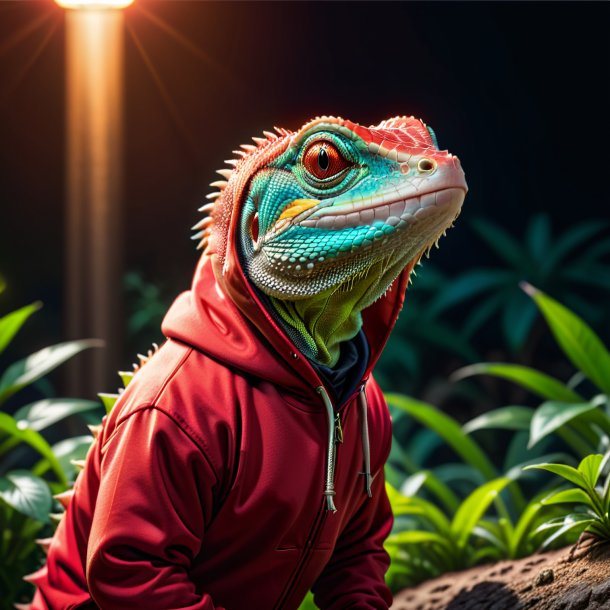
[[313, 330, 370, 406]]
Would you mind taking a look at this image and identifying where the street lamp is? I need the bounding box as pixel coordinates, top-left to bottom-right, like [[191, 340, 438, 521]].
[[56, 0, 133, 8], [55, 0, 134, 397]]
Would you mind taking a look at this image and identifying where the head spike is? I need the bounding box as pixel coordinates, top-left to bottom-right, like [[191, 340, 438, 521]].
[[198, 202, 215, 213], [240, 143, 257, 152], [70, 459, 86, 471], [263, 130, 278, 140], [209, 180, 228, 189], [192, 217, 213, 231], [205, 192, 221, 200], [252, 136, 266, 145], [54, 490, 74, 509], [88, 424, 102, 439], [216, 168, 233, 179], [224, 159, 238, 167], [36, 537, 53, 555]]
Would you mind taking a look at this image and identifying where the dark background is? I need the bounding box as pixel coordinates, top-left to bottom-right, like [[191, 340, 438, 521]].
[[0, 0, 608, 397]]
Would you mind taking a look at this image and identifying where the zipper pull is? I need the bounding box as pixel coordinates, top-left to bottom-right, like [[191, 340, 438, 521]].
[[335, 411, 344, 444]]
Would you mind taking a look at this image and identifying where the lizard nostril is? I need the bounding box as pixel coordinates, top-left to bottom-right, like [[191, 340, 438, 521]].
[[417, 158, 437, 174]]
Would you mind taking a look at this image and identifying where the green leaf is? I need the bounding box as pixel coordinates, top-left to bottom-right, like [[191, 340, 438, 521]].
[[525, 213, 551, 263], [505, 452, 576, 482], [386, 394, 497, 480], [545, 220, 607, 271], [427, 269, 514, 315], [536, 513, 594, 549], [391, 495, 452, 535], [452, 363, 583, 402], [0, 339, 104, 405], [463, 290, 507, 338], [401, 470, 460, 515], [542, 488, 595, 510], [0, 302, 41, 357], [502, 293, 538, 353], [510, 499, 544, 557], [13, 398, 101, 432], [529, 401, 599, 449], [578, 454, 605, 489], [522, 283, 610, 395], [386, 530, 451, 548], [0, 412, 68, 485], [463, 406, 533, 434], [523, 462, 587, 489], [470, 218, 529, 271], [451, 478, 511, 549], [44, 435, 92, 479], [0, 470, 52, 522]]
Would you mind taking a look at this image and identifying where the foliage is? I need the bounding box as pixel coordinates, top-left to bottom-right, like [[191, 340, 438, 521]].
[[427, 215, 610, 353], [124, 271, 171, 350], [0, 285, 102, 609], [525, 453, 610, 545], [375, 265, 478, 393], [382, 391, 570, 591], [455, 284, 610, 460], [383, 285, 610, 591]]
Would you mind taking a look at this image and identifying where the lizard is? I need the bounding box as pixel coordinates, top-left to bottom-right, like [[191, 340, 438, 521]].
[[27, 114, 466, 610]]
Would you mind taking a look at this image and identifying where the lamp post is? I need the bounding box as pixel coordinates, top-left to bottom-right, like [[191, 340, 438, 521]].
[[55, 0, 133, 397]]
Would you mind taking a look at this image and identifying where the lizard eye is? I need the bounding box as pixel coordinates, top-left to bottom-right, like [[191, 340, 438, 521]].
[[302, 141, 351, 182]]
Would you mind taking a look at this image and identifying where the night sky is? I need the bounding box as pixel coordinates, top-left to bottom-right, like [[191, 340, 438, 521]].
[[0, 1, 608, 389]]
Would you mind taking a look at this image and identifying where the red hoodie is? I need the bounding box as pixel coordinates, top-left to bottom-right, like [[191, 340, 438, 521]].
[[30, 231, 412, 608]]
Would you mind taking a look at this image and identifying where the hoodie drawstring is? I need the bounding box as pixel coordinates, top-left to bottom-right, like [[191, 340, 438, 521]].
[[316, 384, 373, 512], [358, 386, 373, 498], [316, 386, 337, 512]]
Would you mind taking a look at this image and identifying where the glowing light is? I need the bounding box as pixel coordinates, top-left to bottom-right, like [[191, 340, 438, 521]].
[[55, 0, 134, 10]]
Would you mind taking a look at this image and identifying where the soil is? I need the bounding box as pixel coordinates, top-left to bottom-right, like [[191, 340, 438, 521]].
[[392, 536, 610, 610]]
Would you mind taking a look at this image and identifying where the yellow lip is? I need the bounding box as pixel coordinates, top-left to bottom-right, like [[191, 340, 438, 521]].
[[277, 198, 320, 221]]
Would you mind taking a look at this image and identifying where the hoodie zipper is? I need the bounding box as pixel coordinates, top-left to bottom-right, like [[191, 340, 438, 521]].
[[274, 386, 340, 610], [274, 382, 371, 609]]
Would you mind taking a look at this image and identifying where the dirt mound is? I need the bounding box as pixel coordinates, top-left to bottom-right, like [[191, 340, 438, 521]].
[[392, 538, 610, 610]]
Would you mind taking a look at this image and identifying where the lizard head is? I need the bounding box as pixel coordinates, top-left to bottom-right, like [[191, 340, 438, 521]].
[[195, 115, 467, 365]]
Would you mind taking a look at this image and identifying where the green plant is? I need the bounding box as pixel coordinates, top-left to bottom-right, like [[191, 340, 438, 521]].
[[428, 215, 610, 353], [0, 286, 102, 609], [376, 265, 478, 393], [380, 392, 576, 591], [455, 284, 610, 460], [524, 453, 610, 546], [385, 477, 511, 587]]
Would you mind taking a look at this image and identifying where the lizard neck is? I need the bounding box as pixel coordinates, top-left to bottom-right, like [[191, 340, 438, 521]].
[[268, 258, 394, 368], [270, 291, 363, 368]]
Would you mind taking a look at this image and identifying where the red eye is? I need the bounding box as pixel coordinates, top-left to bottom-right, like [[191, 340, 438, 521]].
[[302, 141, 351, 180]]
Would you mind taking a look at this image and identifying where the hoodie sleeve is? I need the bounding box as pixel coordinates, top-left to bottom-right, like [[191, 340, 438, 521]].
[[86, 406, 225, 610], [311, 471, 394, 609]]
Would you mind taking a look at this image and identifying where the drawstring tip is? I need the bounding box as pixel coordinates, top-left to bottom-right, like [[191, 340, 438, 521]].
[[365, 473, 373, 498], [325, 492, 337, 512]]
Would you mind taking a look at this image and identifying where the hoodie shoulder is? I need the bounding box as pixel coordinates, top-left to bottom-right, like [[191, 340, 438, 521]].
[[105, 339, 239, 480]]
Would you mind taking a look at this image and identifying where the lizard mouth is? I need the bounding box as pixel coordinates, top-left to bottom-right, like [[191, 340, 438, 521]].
[[297, 186, 466, 231]]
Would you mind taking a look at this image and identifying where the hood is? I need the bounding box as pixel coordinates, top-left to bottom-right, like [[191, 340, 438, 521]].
[[162, 248, 413, 402]]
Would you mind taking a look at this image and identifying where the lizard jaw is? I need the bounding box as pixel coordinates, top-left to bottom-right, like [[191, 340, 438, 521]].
[[297, 187, 466, 231]]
